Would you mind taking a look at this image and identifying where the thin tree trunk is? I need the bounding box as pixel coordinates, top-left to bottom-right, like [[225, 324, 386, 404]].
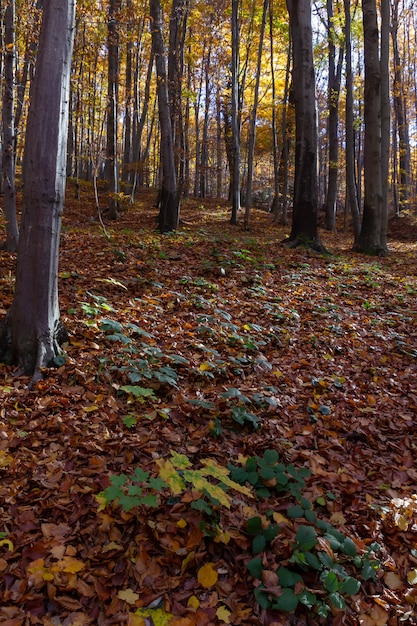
[[391, 0, 410, 212], [244, 0, 269, 229], [106, 0, 120, 219], [230, 0, 241, 225], [1, 0, 19, 252], [324, 0, 344, 231], [343, 0, 360, 240]]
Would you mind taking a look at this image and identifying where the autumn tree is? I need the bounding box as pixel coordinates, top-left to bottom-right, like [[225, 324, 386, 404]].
[[0, 0, 76, 377]]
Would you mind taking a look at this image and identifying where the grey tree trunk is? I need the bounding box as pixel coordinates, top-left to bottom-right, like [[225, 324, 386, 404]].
[[354, 0, 387, 255], [286, 0, 323, 250], [122, 1, 133, 190], [168, 0, 189, 190], [244, 0, 269, 229], [343, 0, 360, 240], [0, 0, 76, 377], [230, 0, 241, 225], [150, 0, 179, 232], [106, 0, 120, 219], [324, 0, 344, 231], [391, 0, 410, 213], [1, 0, 19, 252]]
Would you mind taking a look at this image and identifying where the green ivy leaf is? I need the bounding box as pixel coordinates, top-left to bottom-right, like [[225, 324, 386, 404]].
[[247, 517, 263, 535], [341, 576, 361, 595], [272, 588, 299, 612], [324, 571, 340, 593], [252, 534, 267, 554], [296, 525, 318, 551], [342, 537, 357, 557], [287, 505, 304, 519], [254, 587, 271, 610], [247, 557, 263, 579], [329, 592, 346, 609], [277, 567, 303, 587]]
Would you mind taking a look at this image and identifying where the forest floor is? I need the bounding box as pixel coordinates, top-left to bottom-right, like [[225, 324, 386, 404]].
[[0, 183, 416, 626]]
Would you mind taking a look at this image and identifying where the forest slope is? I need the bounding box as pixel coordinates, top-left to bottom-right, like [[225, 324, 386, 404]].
[[0, 186, 416, 625]]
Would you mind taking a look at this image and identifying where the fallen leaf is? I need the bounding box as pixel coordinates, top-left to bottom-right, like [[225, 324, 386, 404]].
[[197, 562, 218, 588]]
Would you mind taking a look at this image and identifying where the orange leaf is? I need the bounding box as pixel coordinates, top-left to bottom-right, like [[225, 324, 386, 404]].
[[197, 562, 218, 588]]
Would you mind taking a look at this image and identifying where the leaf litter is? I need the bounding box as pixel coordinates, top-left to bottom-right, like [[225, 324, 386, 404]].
[[0, 187, 417, 625]]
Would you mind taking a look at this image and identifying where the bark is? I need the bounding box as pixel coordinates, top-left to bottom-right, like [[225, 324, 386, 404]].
[[168, 0, 189, 187], [122, 0, 134, 190], [286, 0, 324, 250], [230, 0, 241, 225], [391, 0, 410, 212], [1, 0, 19, 252], [324, 0, 344, 231], [343, 0, 360, 240], [150, 0, 180, 232], [0, 0, 75, 377], [354, 0, 387, 255], [200, 44, 212, 199], [106, 0, 121, 219], [244, 0, 269, 229]]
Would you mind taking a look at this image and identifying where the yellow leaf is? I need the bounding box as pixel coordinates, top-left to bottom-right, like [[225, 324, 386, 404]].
[[95, 493, 107, 512], [200, 459, 253, 497], [181, 551, 195, 573], [214, 526, 230, 544], [118, 588, 140, 604], [51, 556, 85, 574], [272, 512, 289, 525], [134, 608, 173, 626], [127, 614, 146, 626], [187, 595, 200, 610], [170, 451, 192, 469], [216, 606, 231, 624], [197, 562, 218, 588], [199, 362, 211, 371], [407, 569, 417, 585], [156, 458, 185, 495], [176, 518, 187, 529], [182, 470, 232, 508], [0, 450, 13, 468], [0, 539, 14, 552], [83, 404, 99, 413]]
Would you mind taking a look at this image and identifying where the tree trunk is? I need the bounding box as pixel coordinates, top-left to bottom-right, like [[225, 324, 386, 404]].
[[244, 0, 269, 229], [150, 0, 179, 232], [230, 0, 241, 225], [168, 0, 189, 189], [1, 0, 19, 252], [343, 0, 360, 240], [200, 44, 212, 199], [286, 0, 323, 250], [122, 0, 134, 191], [106, 0, 121, 219], [391, 0, 410, 212], [354, 0, 387, 255], [324, 0, 344, 231], [0, 0, 75, 377]]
